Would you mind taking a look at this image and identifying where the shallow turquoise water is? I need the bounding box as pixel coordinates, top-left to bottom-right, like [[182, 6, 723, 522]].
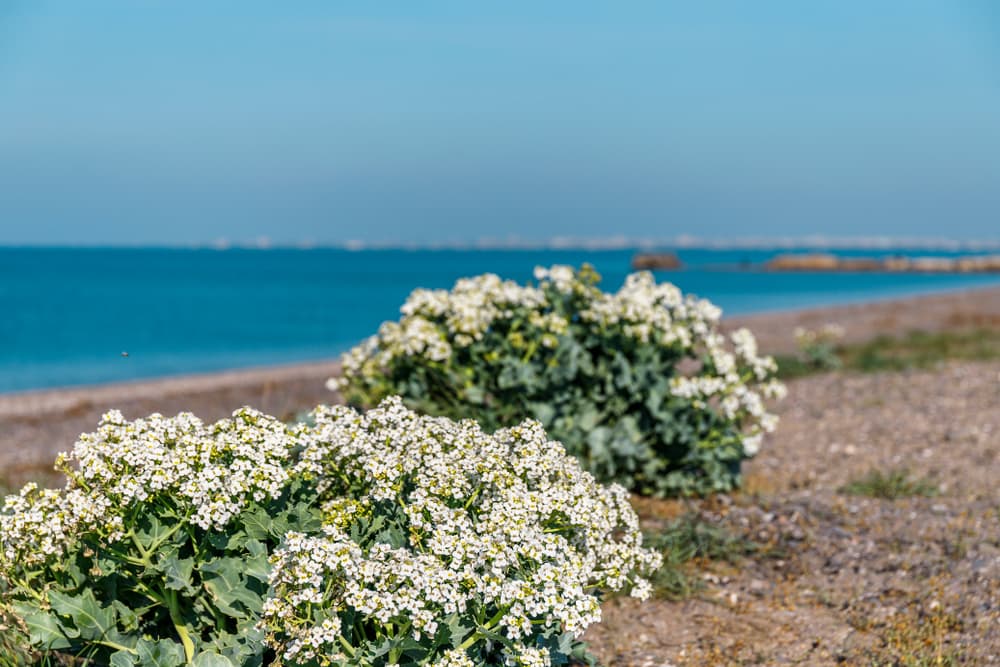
[[3, 247, 998, 392]]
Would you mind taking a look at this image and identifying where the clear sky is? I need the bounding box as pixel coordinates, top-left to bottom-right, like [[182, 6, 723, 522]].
[[2, 1, 999, 245]]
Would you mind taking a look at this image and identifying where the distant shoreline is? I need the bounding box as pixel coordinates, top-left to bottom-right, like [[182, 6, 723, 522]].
[[5, 237, 1000, 252]]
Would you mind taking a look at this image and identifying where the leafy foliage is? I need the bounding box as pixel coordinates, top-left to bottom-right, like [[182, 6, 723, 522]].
[[330, 265, 785, 497], [0, 407, 317, 665], [3, 483, 321, 665]]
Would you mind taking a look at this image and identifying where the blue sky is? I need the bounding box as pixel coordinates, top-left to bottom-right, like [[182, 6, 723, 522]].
[[1, 1, 999, 245]]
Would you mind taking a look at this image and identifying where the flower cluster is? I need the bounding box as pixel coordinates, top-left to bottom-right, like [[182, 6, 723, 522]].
[[794, 323, 845, 371], [262, 397, 661, 666], [0, 483, 108, 567], [329, 274, 546, 392], [578, 271, 786, 451], [329, 265, 785, 496], [1, 408, 300, 570]]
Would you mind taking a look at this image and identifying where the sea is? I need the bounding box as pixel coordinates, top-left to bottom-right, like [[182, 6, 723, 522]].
[[3, 246, 1000, 394]]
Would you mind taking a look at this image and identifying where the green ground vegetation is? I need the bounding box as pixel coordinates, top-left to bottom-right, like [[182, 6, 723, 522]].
[[839, 469, 939, 500], [776, 327, 1000, 379], [645, 513, 761, 600]]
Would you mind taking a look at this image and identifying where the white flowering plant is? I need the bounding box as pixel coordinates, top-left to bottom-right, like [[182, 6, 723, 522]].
[[0, 408, 321, 666], [262, 397, 660, 667], [1, 398, 659, 667], [329, 265, 786, 496], [794, 324, 845, 371]]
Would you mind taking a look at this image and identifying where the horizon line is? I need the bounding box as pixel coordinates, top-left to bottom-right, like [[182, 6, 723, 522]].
[[4, 235, 1000, 252]]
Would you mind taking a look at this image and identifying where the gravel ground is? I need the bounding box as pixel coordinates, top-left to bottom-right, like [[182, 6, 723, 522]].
[[585, 360, 1000, 666]]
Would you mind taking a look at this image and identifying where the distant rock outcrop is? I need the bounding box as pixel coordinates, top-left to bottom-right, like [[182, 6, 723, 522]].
[[766, 253, 1000, 273], [631, 252, 682, 270], [765, 254, 842, 271], [956, 256, 1000, 272]]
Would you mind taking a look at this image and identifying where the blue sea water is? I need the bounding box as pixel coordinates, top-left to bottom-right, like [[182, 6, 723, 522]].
[[3, 247, 1000, 393]]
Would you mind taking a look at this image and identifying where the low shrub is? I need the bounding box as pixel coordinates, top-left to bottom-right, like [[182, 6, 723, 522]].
[[329, 265, 785, 497], [1, 398, 659, 667]]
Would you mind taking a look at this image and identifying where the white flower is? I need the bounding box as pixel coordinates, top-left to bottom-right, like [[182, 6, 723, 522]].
[[264, 397, 661, 662], [742, 433, 763, 456]]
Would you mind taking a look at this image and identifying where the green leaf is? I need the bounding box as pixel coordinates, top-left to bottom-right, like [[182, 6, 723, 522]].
[[135, 514, 175, 550], [136, 638, 187, 667], [577, 407, 601, 432], [242, 539, 271, 583], [62, 555, 88, 588], [159, 554, 196, 592], [200, 557, 263, 619], [112, 600, 140, 632], [193, 652, 239, 667], [463, 385, 486, 404], [212, 626, 266, 663], [47, 589, 115, 641], [526, 401, 556, 426], [241, 508, 273, 541], [374, 526, 407, 549], [10, 602, 72, 650], [206, 530, 232, 551], [444, 613, 474, 648], [110, 650, 138, 667], [96, 553, 120, 578]]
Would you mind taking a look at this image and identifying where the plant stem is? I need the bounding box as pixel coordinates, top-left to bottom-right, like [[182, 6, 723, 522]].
[[337, 634, 357, 657], [166, 589, 195, 663], [457, 631, 482, 651], [95, 639, 137, 655]]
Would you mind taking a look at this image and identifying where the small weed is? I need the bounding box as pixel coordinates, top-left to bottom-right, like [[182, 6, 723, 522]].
[[839, 469, 939, 500], [863, 600, 964, 666], [646, 514, 759, 600]]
